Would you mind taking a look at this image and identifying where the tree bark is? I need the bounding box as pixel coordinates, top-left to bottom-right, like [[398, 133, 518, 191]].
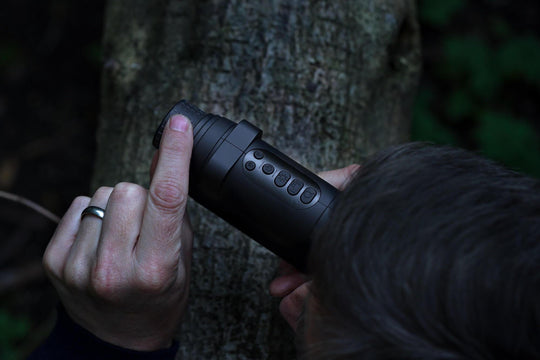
[[94, 1, 421, 358]]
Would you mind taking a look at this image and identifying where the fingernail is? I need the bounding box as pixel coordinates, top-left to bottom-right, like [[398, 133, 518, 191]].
[[170, 115, 189, 133]]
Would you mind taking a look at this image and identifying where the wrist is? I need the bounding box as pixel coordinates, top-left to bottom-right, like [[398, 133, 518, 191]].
[[39, 306, 180, 359], [100, 334, 173, 352], [83, 322, 176, 352], [64, 306, 176, 352]]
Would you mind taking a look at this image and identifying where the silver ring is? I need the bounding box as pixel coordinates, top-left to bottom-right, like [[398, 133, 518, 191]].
[[81, 206, 105, 220]]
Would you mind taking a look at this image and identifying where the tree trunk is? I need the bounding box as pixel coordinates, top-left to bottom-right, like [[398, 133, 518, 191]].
[[94, 1, 421, 358]]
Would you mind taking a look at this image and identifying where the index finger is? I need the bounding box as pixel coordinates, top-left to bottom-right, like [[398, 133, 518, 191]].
[[137, 114, 193, 265]]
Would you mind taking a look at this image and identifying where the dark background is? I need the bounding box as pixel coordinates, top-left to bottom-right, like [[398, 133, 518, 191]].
[[1, 0, 539, 358]]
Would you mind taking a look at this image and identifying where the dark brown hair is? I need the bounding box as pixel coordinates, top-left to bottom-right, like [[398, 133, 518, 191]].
[[306, 143, 540, 359]]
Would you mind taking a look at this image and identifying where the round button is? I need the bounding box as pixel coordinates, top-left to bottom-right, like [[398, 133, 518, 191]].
[[254, 150, 264, 159], [262, 163, 275, 175], [245, 161, 256, 171]]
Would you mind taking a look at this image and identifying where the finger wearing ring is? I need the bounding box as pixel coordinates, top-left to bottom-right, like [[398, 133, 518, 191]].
[[65, 187, 112, 280], [81, 206, 106, 220]]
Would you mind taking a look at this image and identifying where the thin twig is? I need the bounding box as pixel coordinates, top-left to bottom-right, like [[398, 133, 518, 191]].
[[0, 190, 60, 224]]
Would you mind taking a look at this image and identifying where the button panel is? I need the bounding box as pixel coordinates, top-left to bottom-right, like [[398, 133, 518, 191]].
[[242, 149, 320, 208]]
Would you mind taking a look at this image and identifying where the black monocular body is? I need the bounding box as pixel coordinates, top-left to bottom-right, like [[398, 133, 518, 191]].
[[153, 100, 338, 271]]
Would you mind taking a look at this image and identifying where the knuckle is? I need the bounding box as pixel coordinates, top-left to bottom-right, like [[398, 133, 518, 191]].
[[89, 275, 116, 299], [42, 244, 61, 275], [42, 250, 59, 279], [112, 182, 146, 200], [134, 261, 175, 294], [95, 186, 113, 198], [63, 260, 88, 290], [279, 296, 294, 317], [150, 180, 186, 213], [72, 196, 90, 209], [89, 262, 123, 299], [281, 289, 304, 312]]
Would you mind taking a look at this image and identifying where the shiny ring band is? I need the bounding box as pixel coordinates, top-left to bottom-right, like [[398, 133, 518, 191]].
[[81, 206, 105, 220]]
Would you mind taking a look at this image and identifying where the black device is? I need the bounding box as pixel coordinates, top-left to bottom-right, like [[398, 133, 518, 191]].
[[153, 100, 338, 271]]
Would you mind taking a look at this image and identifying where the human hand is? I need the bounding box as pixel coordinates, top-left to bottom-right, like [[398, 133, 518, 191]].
[[43, 114, 193, 351], [269, 164, 360, 331]]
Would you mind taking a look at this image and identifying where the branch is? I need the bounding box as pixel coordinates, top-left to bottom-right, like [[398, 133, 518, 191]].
[[0, 190, 60, 224]]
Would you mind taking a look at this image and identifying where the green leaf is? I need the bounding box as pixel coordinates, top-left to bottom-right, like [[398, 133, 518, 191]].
[[446, 90, 475, 121], [490, 17, 512, 39], [419, 0, 465, 27], [441, 36, 501, 100], [476, 112, 540, 177], [412, 90, 458, 145], [497, 36, 540, 86], [0, 309, 30, 360]]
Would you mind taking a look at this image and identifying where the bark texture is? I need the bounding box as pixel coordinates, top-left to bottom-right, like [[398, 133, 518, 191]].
[[94, 1, 421, 358]]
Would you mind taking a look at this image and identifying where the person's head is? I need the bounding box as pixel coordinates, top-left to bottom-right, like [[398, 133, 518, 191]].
[[305, 143, 540, 359]]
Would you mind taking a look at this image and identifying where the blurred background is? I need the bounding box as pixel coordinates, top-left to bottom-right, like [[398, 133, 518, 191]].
[[0, 0, 539, 358], [414, 0, 540, 177]]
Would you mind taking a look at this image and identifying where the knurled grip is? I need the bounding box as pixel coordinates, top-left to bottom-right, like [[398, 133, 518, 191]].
[[152, 100, 207, 148]]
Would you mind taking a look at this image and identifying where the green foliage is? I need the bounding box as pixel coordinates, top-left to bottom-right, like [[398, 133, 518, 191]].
[[476, 112, 540, 177], [413, 2, 540, 178], [419, 0, 465, 27], [497, 36, 540, 85], [445, 90, 474, 121], [412, 90, 458, 145], [441, 36, 501, 100], [0, 309, 30, 360], [489, 17, 512, 39]]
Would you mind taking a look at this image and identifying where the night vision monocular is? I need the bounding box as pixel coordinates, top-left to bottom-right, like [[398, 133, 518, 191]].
[[153, 100, 338, 271]]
